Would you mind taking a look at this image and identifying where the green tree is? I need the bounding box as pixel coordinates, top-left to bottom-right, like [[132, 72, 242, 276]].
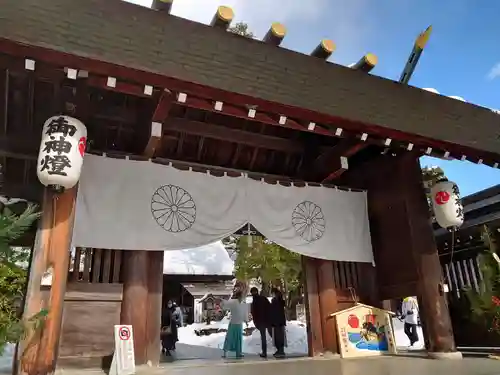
[[234, 237, 302, 316], [464, 226, 500, 334], [421, 165, 445, 202], [0, 200, 43, 354], [228, 22, 254, 38]]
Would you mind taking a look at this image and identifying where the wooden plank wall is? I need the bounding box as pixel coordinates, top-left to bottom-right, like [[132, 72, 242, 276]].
[[58, 248, 124, 366]]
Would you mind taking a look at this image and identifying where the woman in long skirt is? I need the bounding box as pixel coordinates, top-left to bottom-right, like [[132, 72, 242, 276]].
[[220, 290, 247, 359]]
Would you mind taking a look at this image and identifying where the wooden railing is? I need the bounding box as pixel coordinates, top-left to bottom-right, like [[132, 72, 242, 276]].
[[439, 249, 500, 346], [332, 260, 377, 307], [68, 248, 123, 284]]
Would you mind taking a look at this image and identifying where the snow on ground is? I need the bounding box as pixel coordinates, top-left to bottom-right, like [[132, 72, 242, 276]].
[[177, 319, 309, 356], [176, 317, 425, 358], [392, 318, 425, 350], [0, 318, 424, 370], [0, 344, 14, 373]]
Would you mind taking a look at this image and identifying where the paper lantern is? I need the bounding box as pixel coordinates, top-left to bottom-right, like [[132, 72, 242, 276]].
[[37, 115, 87, 190], [430, 179, 464, 229]]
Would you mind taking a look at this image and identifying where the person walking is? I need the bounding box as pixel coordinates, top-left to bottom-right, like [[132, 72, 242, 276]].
[[161, 300, 180, 355], [220, 290, 247, 359], [269, 288, 286, 358], [173, 302, 184, 327], [250, 287, 271, 358], [401, 296, 419, 347]]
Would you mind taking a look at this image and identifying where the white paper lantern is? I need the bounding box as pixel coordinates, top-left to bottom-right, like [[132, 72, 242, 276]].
[[430, 180, 464, 229], [37, 115, 87, 190]]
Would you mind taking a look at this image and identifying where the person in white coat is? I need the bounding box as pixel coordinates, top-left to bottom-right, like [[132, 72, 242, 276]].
[[401, 296, 419, 346], [219, 290, 248, 359], [173, 302, 184, 326]]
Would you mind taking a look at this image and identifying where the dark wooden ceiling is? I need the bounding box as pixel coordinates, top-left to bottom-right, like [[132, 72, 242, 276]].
[[0, 54, 391, 202]]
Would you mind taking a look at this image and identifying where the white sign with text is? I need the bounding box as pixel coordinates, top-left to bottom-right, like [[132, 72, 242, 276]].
[[110, 325, 135, 375]]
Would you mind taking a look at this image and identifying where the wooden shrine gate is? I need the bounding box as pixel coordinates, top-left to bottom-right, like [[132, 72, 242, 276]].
[[6, 0, 500, 372]]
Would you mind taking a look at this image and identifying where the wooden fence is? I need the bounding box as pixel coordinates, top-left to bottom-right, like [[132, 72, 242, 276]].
[[67, 248, 123, 284], [440, 246, 500, 347]]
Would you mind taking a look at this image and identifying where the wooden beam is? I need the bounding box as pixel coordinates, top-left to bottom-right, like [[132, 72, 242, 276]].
[[301, 139, 367, 182], [314, 140, 366, 171], [321, 142, 367, 182], [263, 23, 287, 46], [19, 187, 78, 375], [351, 53, 378, 73], [311, 40, 335, 60], [152, 0, 173, 13], [165, 118, 304, 153], [211, 6, 234, 30], [321, 156, 349, 183], [87, 76, 154, 98], [144, 89, 172, 158]]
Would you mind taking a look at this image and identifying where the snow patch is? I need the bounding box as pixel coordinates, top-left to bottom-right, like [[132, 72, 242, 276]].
[[392, 318, 425, 350], [0, 344, 14, 372]]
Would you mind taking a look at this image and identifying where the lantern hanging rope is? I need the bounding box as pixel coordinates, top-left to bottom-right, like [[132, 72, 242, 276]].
[[348, 286, 358, 303], [449, 227, 456, 263]]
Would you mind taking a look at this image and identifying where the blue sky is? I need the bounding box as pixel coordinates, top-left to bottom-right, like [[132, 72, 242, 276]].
[[130, 0, 500, 196]]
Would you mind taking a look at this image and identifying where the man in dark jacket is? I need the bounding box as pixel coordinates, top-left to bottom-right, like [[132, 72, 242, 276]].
[[250, 287, 271, 358], [270, 288, 286, 358]]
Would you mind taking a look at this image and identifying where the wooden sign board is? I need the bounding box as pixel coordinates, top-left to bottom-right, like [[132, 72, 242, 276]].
[[109, 325, 136, 375], [330, 303, 397, 359]]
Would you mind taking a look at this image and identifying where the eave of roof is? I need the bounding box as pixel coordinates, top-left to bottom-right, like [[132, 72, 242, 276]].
[[2, 0, 500, 162]]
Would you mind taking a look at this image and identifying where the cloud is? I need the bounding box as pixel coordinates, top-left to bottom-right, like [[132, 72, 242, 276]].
[[487, 62, 500, 80]]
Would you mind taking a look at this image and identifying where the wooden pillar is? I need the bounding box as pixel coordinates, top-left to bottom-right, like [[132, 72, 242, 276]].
[[145, 251, 164, 366], [19, 187, 78, 375], [400, 154, 457, 354], [342, 152, 457, 356], [317, 259, 339, 354], [120, 250, 149, 365], [301, 256, 323, 356]]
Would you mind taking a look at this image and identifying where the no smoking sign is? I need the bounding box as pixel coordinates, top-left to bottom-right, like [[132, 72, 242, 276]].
[[118, 326, 131, 340]]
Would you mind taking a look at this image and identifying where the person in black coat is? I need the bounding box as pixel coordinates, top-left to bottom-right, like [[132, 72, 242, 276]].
[[269, 288, 286, 357], [250, 287, 271, 358], [161, 300, 180, 355]]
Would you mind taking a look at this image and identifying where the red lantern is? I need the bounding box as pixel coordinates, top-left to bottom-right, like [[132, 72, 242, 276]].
[[347, 314, 359, 329]]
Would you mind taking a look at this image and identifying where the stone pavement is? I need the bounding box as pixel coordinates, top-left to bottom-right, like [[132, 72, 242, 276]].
[[53, 355, 500, 375]]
